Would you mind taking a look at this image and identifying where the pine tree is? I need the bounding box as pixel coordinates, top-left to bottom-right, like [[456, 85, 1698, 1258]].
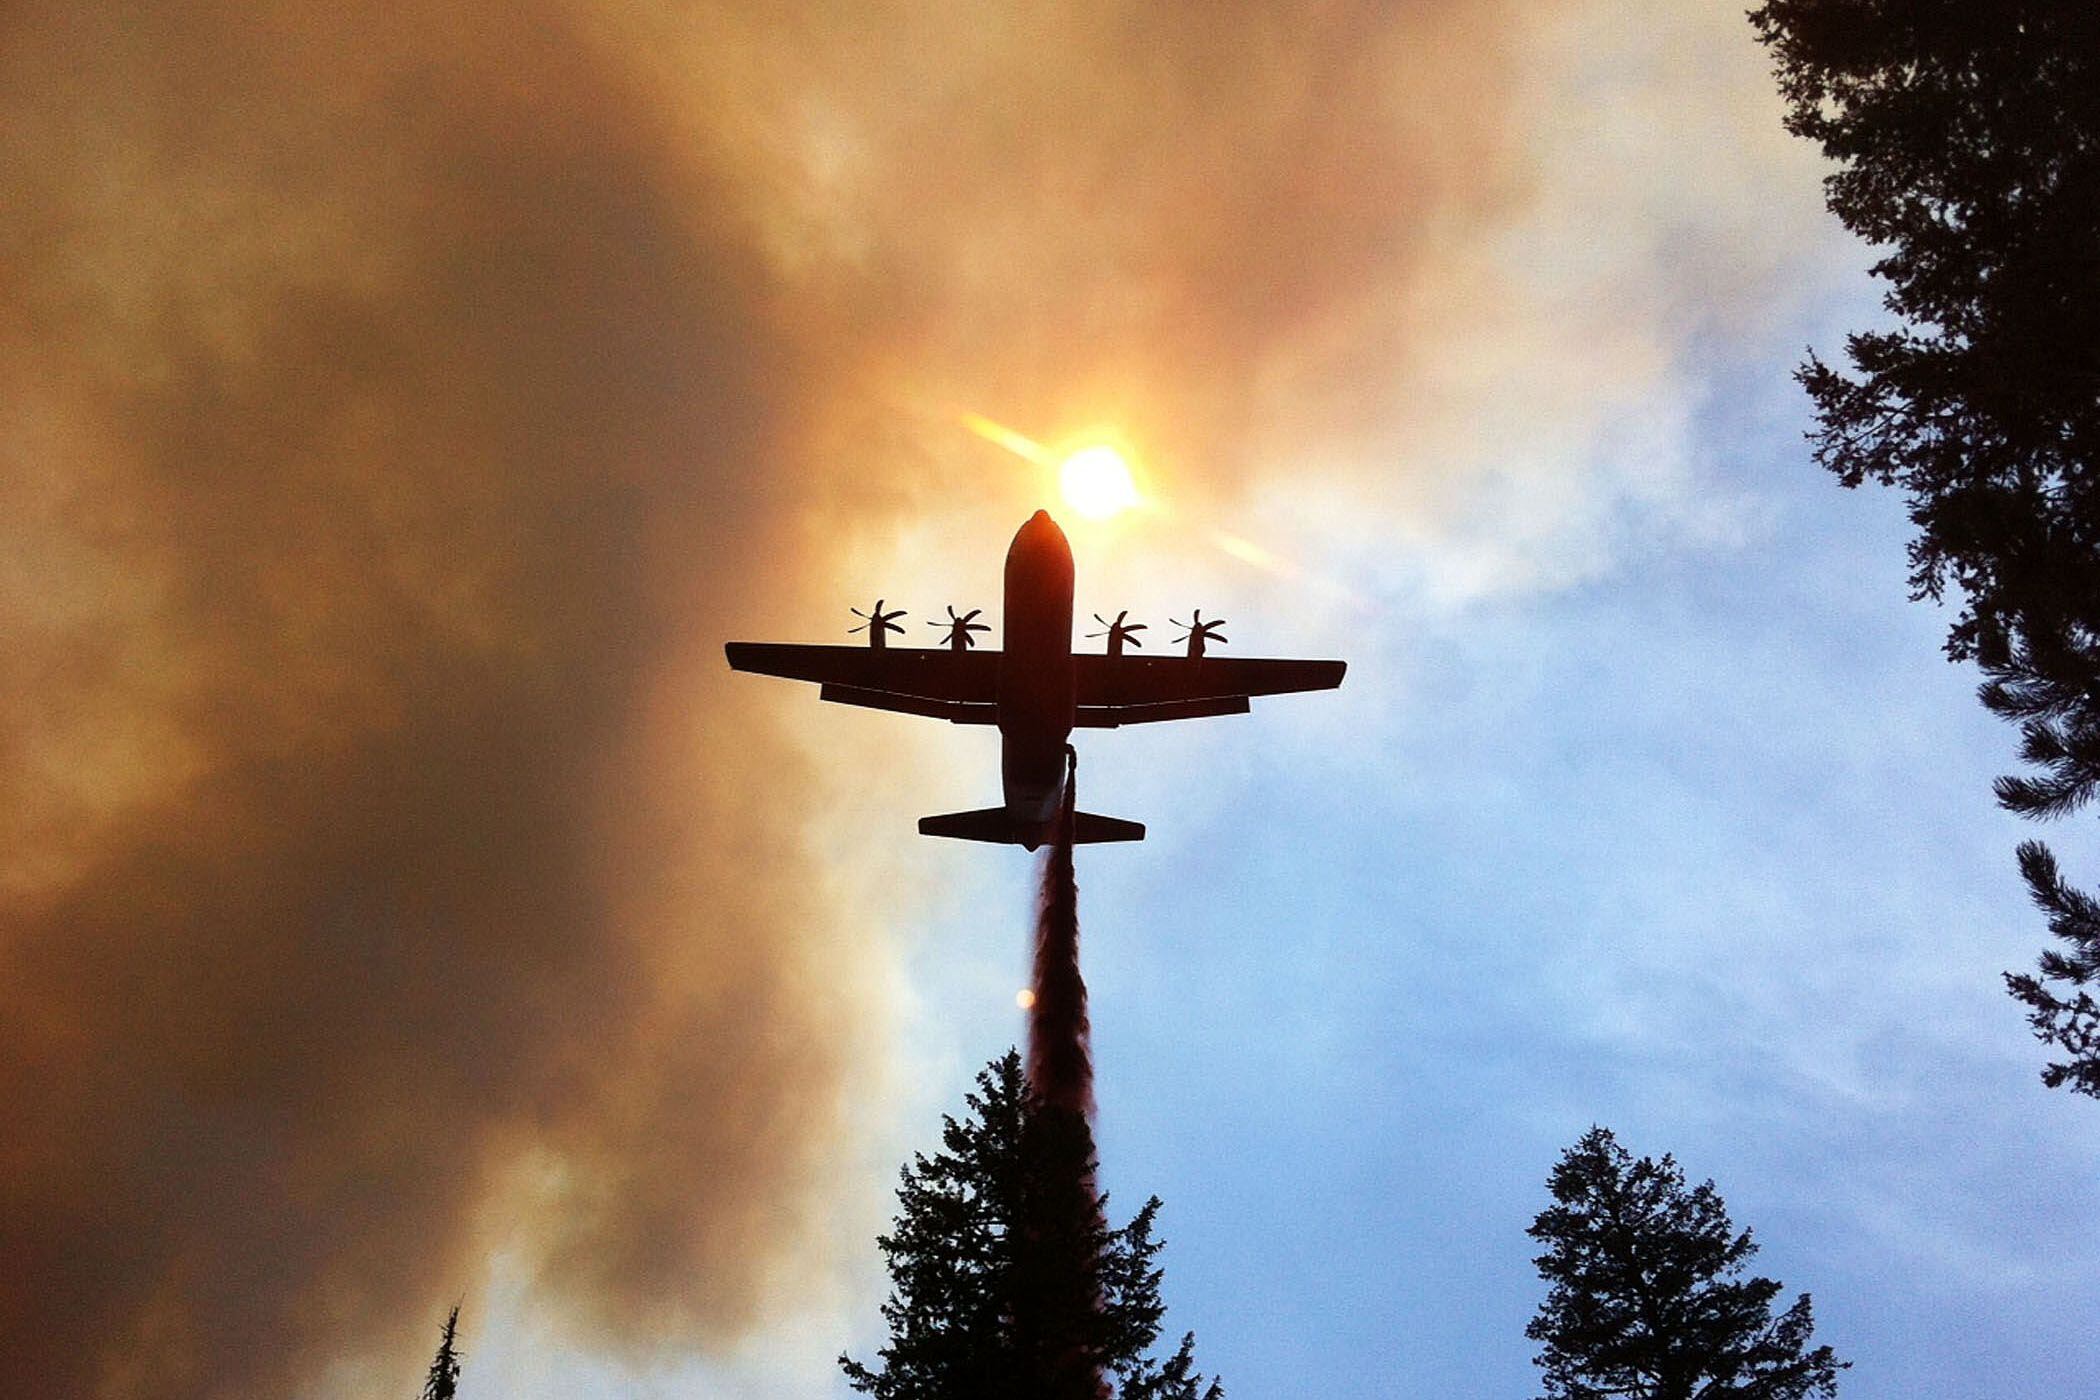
[[1527, 1128, 1844, 1400], [841, 1050, 1221, 1400], [419, 1305, 462, 1400], [1751, 1, 2100, 1093], [2005, 841, 2100, 1096]]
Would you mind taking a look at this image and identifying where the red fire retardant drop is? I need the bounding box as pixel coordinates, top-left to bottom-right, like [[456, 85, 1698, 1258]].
[[1024, 750, 1110, 1400], [1027, 757, 1094, 1121]]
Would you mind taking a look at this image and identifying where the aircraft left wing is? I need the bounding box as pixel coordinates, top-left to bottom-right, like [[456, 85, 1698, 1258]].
[[1074, 653, 1346, 709], [725, 643, 1001, 723]]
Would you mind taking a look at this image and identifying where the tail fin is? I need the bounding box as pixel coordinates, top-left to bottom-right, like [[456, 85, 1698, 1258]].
[[918, 807, 1146, 848]]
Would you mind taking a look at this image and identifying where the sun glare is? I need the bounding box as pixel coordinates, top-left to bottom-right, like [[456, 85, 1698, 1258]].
[[1058, 445, 1142, 520], [1015, 988, 1037, 1010]]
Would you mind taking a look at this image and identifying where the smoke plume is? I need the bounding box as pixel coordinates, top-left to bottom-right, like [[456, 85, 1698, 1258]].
[[1, 3, 867, 1393], [0, 0, 1569, 1393]]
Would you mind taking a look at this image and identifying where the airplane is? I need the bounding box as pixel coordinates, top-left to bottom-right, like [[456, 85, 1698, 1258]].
[[725, 510, 1346, 849]]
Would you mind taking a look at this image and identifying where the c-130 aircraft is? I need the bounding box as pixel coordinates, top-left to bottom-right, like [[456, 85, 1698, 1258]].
[[726, 510, 1345, 849]]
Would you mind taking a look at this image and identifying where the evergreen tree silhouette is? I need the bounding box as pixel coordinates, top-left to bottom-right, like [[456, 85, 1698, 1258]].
[[1527, 1128, 1844, 1400], [1751, 1, 2100, 1093], [2006, 841, 2100, 1095], [841, 1050, 1220, 1399], [419, 1305, 462, 1400]]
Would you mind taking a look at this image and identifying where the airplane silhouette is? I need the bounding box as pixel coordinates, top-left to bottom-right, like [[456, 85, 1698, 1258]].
[[726, 510, 1346, 848]]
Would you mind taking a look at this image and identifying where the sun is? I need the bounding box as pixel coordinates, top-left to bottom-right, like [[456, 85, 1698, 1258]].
[[1058, 445, 1143, 520]]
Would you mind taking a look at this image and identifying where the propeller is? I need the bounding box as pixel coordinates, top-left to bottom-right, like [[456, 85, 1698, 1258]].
[[849, 599, 908, 648], [930, 605, 990, 651], [1086, 610, 1148, 657], [1169, 610, 1228, 659]]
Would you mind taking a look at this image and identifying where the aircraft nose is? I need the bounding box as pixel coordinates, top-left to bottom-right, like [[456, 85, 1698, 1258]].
[[1009, 507, 1070, 564]]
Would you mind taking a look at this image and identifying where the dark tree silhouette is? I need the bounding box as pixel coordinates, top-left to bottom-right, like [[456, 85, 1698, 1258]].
[[841, 1051, 1220, 1400], [1750, 3, 2100, 1092], [1527, 1128, 1844, 1400], [419, 1305, 462, 1400], [2006, 841, 2100, 1095]]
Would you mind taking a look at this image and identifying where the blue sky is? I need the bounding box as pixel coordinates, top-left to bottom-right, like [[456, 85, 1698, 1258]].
[[474, 273, 2100, 1400], [1077, 477, 2099, 1399], [971, 408, 2097, 1399]]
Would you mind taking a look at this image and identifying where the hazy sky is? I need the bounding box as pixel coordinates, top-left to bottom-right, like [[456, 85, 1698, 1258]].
[[5, 2, 2097, 1398]]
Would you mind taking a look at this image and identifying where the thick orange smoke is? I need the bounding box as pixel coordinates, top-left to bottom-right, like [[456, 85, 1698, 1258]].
[[0, 0, 1529, 1394], [0, 4, 865, 1393]]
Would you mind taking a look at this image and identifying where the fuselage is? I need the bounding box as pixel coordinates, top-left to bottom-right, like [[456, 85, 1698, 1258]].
[[998, 509, 1075, 824]]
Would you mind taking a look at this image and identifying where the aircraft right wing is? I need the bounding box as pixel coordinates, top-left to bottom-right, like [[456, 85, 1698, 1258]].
[[725, 643, 1000, 723], [1074, 653, 1346, 709]]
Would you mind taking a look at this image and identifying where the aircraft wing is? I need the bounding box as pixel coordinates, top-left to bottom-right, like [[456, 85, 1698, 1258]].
[[725, 643, 1000, 723], [1073, 653, 1345, 718]]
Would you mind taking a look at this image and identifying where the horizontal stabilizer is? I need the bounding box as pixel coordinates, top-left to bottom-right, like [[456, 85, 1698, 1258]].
[[918, 807, 1146, 848], [1071, 811, 1147, 843]]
